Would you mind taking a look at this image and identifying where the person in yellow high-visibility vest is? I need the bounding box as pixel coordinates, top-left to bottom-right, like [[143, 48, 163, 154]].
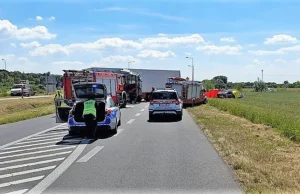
[[82, 97, 97, 138], [232, 90, 241, 98]]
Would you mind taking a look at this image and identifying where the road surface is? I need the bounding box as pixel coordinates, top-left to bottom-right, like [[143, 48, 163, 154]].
[[0, 103, 243, 194]]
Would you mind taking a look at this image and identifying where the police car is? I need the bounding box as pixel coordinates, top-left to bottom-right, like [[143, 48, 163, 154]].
[[55, 83, 121, 136], [148, 88, 183, 121]]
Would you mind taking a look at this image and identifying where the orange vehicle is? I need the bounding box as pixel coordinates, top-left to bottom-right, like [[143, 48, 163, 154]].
[[165, 77, 207, 106], [61, 69, 142, 108]]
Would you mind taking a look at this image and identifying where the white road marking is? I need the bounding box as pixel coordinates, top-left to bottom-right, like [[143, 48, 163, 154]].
[[27, 143, 87, 194], [0, 158, 65, 171], [15, 137, 62, 145], [0, 124, 66, 151], [0, 146, 76, 160], [127, 119, 135, 124], [0, 166, 56, 179], [0, 144, 61, 155], [135, 113, 141, 116], [35, 131, 67, 137], [3, 140, 60, 150], [76, 146, 104, 163], [126, 105, 135, 108], [114, 129, 124, 137], [140, 109, 145, 111], [0, 175, 45, 188], [28, 133, 66, 140], [0, 151, 72, 165], [5, 189, 29, 194]]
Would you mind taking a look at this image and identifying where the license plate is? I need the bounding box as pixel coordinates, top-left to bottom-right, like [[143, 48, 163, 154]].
[[159, 104, 169, 107]]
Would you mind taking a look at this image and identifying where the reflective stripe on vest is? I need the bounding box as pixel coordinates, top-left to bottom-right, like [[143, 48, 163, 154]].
[[83, 100, 97, 117]]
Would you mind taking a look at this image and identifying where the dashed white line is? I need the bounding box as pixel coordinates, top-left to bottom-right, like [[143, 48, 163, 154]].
[[5, 189, 29, 194], [135, 113, 141, 116], [0, 124, 66, 151], [0, 165, 56, 179], [114, 129, 124, 137], [140, 109, 145, 111], [0, 158, 65, 171], [27, 144, 87, 194], [76, 146, 104, 163], [0, 175, 45, 188], [0, 146, 76, 160], [0, 151, 72, 165], [127, 119, 135, 124]]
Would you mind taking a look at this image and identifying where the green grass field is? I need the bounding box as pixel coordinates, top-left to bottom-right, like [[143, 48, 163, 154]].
[[208, 91, 300, 141]]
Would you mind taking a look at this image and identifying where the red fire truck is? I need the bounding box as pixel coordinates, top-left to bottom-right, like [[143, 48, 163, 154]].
[[61, 69, 142, 108], [165, 77, 207, 106]]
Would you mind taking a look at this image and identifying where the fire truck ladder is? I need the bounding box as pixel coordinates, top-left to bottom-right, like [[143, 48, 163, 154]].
[[63, 70, 94, 84]]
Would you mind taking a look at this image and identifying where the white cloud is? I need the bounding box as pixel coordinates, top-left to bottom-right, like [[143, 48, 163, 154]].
[[18, 57, 29, 62], [51, 61, 85, 71], [264, 34, 298, 44], [137, 50, 176, 59], [102, 55, 138, 63], [249, 45, 300, 55], [51, 61, 84, 66], [220, 37, 235, 42], [158, 33, 167, 37], [29, 44, 69, 56], [274, 59, 287, 63], [293, 59, 300, 64], [35, 16, 43, 21], [248, 44, 257, 47], [20, 41, 41, 48], [49, 16, 56, 21], [253, 59, 266, 65], [141, 34, 204, 48], [196, 44, 242, 55], [0, 20, 56, 40], [94, 7, 128, 11], [10, 43, 16, 48], [90, 61, 107, 67], [184, 52, 191, 56]]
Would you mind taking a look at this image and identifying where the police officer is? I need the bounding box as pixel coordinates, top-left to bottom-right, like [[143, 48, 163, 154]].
[[82, 95, 98, 138]]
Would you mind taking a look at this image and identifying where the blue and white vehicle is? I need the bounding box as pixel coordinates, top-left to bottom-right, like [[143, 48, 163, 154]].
[[148, 88, 183, 121], [55, 82, 121, 135]]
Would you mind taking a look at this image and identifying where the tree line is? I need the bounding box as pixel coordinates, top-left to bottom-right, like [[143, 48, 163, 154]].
[[202, 75, 300, 91]]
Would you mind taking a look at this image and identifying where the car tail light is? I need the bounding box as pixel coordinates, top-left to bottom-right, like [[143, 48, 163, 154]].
[[150, 101, 154, 105], [69, 110, 73, 116], [175, 100, 180, 105], [106, 109, 112, 114]]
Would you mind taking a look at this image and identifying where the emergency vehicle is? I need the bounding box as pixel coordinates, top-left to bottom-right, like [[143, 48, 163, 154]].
[[61, 69, 142, 108], [165, 77, 207, 106], [148, 88, 183, 121]]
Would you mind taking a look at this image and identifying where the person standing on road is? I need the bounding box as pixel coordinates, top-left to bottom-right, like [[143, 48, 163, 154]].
[[21, 86, 24, 98], [82, 96, 98, 139]]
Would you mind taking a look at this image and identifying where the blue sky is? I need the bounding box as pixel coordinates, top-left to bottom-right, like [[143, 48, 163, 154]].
[[1, 0, 300, 83]]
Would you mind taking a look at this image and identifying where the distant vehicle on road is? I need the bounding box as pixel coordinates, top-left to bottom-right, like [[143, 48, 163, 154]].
[[10, 80, 35, 96], [148, 88, 183, 121], [217, 89, 243, 98], [55, 83, 121, 136]]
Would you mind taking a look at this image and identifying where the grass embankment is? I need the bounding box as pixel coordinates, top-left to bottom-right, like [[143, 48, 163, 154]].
[[209, 92, 300, 141], [189, 105, 300, 194], [0, 97, 55, 125]]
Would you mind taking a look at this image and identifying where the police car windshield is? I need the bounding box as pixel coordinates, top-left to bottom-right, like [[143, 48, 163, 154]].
[[152, 91, 178, 100], [74, 85, 105, 98]]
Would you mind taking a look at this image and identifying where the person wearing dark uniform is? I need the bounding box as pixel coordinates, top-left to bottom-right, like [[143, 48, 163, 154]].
[[82, 97, 97, 138]]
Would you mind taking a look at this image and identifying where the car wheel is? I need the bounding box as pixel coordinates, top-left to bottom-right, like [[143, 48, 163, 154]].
[[68, 127, 77, 136], [112, 120, 117, 134], [149, 112, 154, 121], [117, 117, 121, 126]]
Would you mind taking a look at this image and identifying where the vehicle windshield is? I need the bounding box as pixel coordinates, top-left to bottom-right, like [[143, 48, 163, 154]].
[[74, 84, 105, 98], [152, 91, 178, 100], [12, 84, 24, 89]]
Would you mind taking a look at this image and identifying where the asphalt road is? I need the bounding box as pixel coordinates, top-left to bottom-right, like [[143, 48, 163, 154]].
[[0, 103, 243, 194]]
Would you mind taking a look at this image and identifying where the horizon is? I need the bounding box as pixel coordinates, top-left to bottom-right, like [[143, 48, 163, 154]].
[[1, 0, 300, 83]]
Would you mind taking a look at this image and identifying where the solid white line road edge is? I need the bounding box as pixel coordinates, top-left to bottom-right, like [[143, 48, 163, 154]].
[[76, 146, 104, 163], [127, 119, 135, 124], [0, 123, 66, 151], [27, 143, 87, 194]]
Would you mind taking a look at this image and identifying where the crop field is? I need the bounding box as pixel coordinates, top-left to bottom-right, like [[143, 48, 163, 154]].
[[208, 91, 300, 141]]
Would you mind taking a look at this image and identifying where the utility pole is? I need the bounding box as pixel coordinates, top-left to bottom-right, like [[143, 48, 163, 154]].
[[186, 57, 194, 81], [261, 69, 264, 82], [128, 61, 135, 70], [2, 59, 6, 82]]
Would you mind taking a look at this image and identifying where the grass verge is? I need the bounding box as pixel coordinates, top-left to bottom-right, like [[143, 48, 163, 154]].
[[0, 97, 55, 125], [188, 105, 300, 194]]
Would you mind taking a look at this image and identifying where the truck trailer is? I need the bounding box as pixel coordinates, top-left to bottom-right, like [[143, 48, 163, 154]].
[[86, 67, 181, 102]]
